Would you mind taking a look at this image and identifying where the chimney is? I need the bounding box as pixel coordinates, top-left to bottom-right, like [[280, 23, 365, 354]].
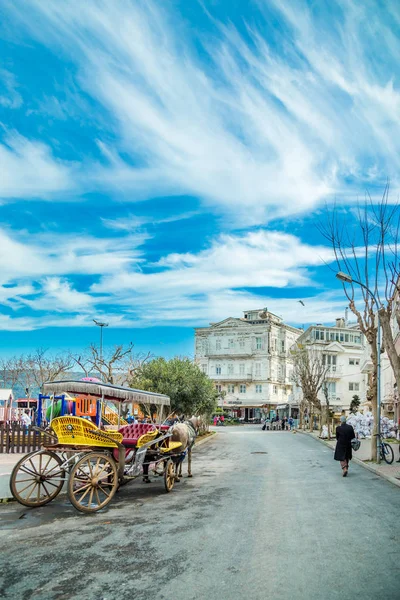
[[336, 318, 345, 328], [345, 308, 348, 326]]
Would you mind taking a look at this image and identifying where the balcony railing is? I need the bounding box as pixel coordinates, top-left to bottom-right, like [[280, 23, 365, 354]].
[[325, 365, 343, 377], [212, 374, 253, 381]]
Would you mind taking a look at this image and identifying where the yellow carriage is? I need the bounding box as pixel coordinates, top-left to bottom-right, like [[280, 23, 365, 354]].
[[10, 380, 182, 513]]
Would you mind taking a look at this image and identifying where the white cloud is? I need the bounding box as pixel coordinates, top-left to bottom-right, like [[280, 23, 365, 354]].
[[0, 69, 22, 109], [0, 131, 73, 200], [6, 0, 400, 221]]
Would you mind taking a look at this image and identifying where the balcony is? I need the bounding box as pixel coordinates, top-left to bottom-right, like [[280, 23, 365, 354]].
[[212, 373, 253, 381], [325, 366, 343, 378], [205, 348, 253, 357]]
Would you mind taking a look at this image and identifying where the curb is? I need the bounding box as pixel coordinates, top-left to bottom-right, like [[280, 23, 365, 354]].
[[194, 432, 217, 449], [297, 430, 400, 489]]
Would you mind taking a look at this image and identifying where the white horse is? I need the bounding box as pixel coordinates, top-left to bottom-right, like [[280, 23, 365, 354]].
[[170, 416, 200, 479]]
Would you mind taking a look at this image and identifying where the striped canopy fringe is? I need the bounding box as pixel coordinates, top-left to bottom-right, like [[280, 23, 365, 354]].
[[42, 380, 170, 407]]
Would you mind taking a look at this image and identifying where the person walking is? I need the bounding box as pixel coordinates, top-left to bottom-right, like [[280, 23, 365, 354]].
[[334, 415, 355, 477], [281, 417, 287, 431]]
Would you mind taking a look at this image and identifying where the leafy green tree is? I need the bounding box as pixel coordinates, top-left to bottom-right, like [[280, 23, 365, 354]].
[[350, 395, 360, 414], [130, 357, 218, 417]]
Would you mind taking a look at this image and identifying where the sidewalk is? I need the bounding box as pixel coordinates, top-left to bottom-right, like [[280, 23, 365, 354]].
[[0, 453, 26, 501], [299, 430, 400, 488]]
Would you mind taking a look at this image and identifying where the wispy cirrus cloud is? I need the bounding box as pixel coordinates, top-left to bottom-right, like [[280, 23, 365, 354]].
[[4, 0, 400, 220]]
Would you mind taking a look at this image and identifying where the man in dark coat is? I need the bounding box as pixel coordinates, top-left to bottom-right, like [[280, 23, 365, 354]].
[[334, 415, 355, 477]]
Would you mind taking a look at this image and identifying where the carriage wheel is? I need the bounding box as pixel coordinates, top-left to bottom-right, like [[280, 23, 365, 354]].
[[10, 450, 65, 508], [164, 459, 175, 493], [67, 452, 118, 513]]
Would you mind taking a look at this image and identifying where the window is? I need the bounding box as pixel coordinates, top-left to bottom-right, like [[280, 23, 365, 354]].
[[326, 382, 336, 397], [239, 384, 246, 394], [201, 364, 207, 374], [228, 338, 234, 349], [216, 365, 221, 375], [255, 363, 261, 376], [323, 354, 336, 368], [330, 332, 335, 341], [349, 382, 360, 391], [239, 339, 245, 348], [315, 329, 325, 340], [281, 340, 285, 353], [273, 338, 277, 351], [256, 384, 262, 393], [354, 336, 361, 344], [215, 385, 222, 393], [227, 384, 235, 393], [256, 337, 262, 350], [228, 364, 233, 375], [239, 363, 245, 376], [349, 358, 360, 366], [216, 339, 221, 350], [345, 334, 349, 342], [273, 385, 278, 394]]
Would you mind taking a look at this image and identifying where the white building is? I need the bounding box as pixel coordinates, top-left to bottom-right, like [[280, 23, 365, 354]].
[[292, 317, 366, 414], [194, 309, 302, 421]]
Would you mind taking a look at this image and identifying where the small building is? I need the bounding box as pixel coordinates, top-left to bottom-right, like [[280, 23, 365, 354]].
[[292, 317, 366, 414], [0, 389, 15, 422]]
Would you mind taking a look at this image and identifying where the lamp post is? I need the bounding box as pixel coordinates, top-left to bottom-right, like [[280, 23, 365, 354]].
[[93, 319, 109, 362], [336, 272, 381, 462]]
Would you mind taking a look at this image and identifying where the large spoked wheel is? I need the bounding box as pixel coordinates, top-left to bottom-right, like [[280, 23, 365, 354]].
[[10, 450, 65, 508], [67, 452, 118, 513], [382, 443, 394, 464], [164, 459, 175, 493]]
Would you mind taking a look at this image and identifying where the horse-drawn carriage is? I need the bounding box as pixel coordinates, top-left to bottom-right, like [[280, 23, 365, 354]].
[[10, 380, 190, 513]]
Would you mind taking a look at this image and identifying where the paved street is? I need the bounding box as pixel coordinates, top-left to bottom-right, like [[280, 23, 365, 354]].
[[0, 427, 399, 600]]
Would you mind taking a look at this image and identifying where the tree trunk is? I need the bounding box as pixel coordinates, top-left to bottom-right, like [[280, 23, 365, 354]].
[[379, 309, 400, 395], [369, 345, 378, 462], [326, 403, 331, 439]]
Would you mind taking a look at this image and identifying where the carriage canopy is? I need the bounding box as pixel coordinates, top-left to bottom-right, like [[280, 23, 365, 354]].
[[43, 380, 170, 407]]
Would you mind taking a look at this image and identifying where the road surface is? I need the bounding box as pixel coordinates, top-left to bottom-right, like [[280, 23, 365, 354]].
[[0, 426, 399, 600]]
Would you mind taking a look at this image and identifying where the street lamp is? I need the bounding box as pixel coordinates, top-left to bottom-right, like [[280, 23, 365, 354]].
[[336, 271, 381, 462], [93, 319, 109, 362]]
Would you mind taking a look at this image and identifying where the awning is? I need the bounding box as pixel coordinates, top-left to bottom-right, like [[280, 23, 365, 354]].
[[42, 380, 170, 407], [277, 404, 289, 409]]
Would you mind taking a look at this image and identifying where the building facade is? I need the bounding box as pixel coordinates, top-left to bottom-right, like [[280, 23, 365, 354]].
[[291, 317, 366, 414], [194, 309, 301, 420]]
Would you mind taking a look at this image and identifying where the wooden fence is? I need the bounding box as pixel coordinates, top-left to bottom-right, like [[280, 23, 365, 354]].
[[0, 423, 54, 454]]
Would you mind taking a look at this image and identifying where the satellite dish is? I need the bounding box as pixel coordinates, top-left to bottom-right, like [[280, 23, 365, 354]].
[[258, 309, 268, 319]]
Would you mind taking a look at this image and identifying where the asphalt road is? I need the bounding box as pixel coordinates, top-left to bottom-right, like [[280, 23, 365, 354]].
[[0, 427, 399, 600]]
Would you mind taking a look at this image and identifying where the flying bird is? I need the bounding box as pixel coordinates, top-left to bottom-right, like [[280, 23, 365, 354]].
[[298, 300, 305, 306]]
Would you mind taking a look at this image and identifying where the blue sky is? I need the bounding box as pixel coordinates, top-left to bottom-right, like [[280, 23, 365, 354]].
[[0, 0, 399, 357]]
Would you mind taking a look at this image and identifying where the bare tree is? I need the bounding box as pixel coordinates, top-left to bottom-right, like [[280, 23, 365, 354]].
[[70, 343, 153, 385], [0, 356, 26, 390], [25, 348, 73, 391], [320, 186, 400, 460], [292, 345, 329, 433]]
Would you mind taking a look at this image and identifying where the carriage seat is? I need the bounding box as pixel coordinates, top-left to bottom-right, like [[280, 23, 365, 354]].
[[118, 423, 158, 447]]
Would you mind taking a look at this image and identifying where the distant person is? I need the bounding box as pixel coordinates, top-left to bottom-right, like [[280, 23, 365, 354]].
[[288, 417, 294, 431], [334, 415, 355, 477], [220, 415, 225, 426], [21, 410, 31, 432], [281, 417, 287, 431], [213, 416, 218, 426]]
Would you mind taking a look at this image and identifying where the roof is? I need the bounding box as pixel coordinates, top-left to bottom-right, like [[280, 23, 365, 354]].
[[0, 389, 13, 401], [42, 380, 170, 406]]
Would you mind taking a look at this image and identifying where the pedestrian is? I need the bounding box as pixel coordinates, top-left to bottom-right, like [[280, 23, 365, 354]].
[[288, 416, 294, 431], [220, 414, 225, 426], [334, 415, 355, 477], [21, 410, 31, 433], [281, 417, 287, 431], [213, 416, 218, 426]]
